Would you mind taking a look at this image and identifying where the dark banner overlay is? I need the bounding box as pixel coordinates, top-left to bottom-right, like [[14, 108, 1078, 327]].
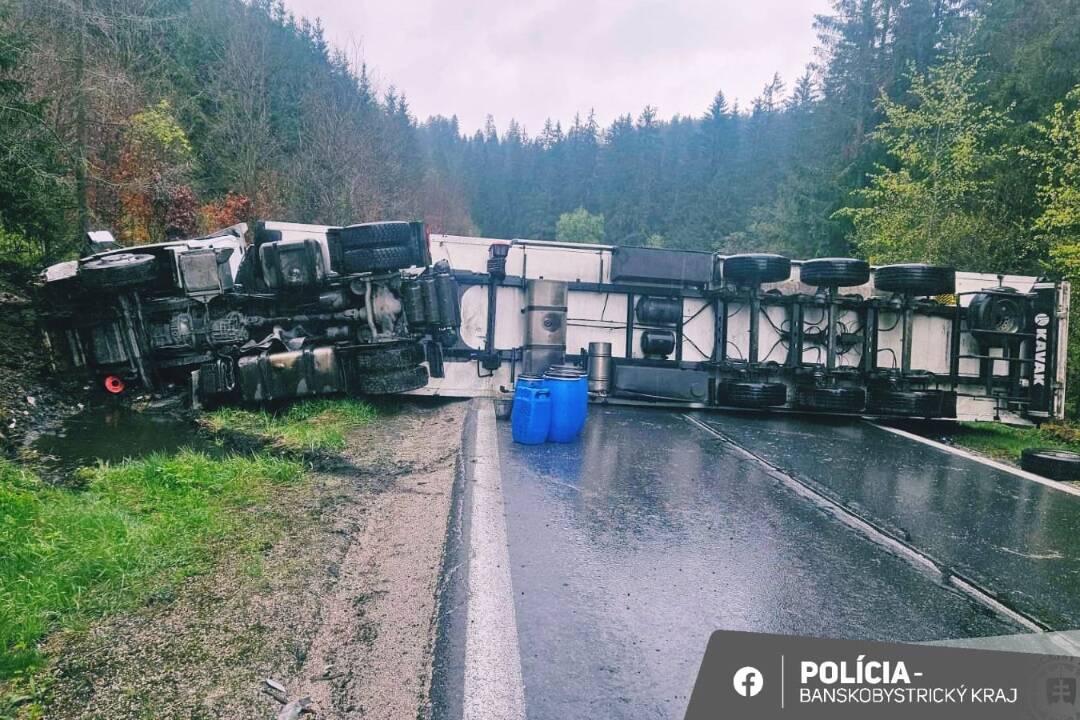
[[685, 630, 1080, 719]]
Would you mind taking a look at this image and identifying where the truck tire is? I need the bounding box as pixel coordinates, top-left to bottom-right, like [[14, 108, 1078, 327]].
[[800, 258, 870, 288], [348, 340, 424, 372], [722, 254, 791, 286], [1020, 448, 1080, 481], [336, 221, 415, 248], [330, 221, 427, 274], [874, 264, 955, 296], [80, 253, 157, 290], [968, 289, 1028, 346], [797, 386, 866, 413], [723, 381, 788, 408], [358, 365, 429, 395], [343, 245, 418, 273], [872, 389, 949, 417]]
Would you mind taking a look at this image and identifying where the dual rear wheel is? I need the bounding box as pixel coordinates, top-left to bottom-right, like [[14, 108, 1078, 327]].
[[345, 340, 429, 394]]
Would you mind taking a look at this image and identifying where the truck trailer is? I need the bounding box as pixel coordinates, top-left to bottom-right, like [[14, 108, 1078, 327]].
[[416, 233, 1069, 425]]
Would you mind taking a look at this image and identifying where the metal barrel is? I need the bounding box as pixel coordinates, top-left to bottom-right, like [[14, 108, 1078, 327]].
[[587, 341, 613, 394], [523, 279, 568, 376]]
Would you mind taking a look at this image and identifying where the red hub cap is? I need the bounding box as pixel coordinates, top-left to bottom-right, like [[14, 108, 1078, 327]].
[[103, 375, 126, 394]]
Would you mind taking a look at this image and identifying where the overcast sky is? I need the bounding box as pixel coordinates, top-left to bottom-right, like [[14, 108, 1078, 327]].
[[284, 0, 833, 135]]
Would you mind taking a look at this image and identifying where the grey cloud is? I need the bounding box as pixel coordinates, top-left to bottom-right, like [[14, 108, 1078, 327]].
[[286, 0, 830, 133]]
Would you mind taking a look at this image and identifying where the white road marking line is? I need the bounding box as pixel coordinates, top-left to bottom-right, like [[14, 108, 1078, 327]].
[[682, 415, 942, 579], [868, 422, 1080, 499], [463, 401, 527, 720], [683, 414, 1048, 634]]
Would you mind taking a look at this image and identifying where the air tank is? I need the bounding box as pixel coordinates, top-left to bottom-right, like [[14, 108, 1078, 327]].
[[635, 296, 681, 325], [434, 272, 460, 327], [400, 280, 426, 327], [420, 276, 443, 327], [640, 329, 676, 358]]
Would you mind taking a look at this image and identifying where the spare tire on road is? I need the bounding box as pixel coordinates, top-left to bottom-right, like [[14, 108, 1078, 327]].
[[79, 253, 157, 291], [1020, 448, 1080, 481], [722, 254, 791, 286], [800, 258, 870, 288], [874, 264, 955, 296], [722, 381, 788, 408]]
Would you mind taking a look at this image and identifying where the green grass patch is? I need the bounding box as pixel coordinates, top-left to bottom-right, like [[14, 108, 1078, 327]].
[[202, 398, 376, 453], [0, 450, 305, 680], [946, 421, 1080, 462]]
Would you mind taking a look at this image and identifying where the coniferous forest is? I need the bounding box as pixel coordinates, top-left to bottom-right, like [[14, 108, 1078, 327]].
[[1, 0, 1079, 280]]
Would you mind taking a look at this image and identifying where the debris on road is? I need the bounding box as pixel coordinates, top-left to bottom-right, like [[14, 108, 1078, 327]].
[[263, 678, 287, 703], [275, 696, 312, 720]]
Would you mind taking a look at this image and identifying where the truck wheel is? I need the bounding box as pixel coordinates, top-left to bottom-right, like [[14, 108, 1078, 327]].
[[343, 245, 418, 273], [800, 258, 870, 288], [348, 341, 424, 372], [723, 381, 788, 408], [968, 289, 1028, 347], [358, 365, 429, 395], [797, 386, 866, 413], [874, 264, 955, 296], [330, 221, 426, 274], [722, 254, 791, 286], [1020, 448, 1080, 481], [336, 221, 415, 248], [872, 389, 949, 417], [80, 253, 157, 290]]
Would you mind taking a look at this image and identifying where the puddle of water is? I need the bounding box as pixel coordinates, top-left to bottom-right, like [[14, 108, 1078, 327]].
[[30, 405, 217, 479]]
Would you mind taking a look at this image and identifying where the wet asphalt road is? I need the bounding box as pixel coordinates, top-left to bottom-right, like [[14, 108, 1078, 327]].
[[694, 412, 1080, 629], [434, 405, 1038, 720]]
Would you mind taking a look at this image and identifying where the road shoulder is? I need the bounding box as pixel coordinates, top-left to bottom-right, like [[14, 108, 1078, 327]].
[[36, 398, 466, 720]]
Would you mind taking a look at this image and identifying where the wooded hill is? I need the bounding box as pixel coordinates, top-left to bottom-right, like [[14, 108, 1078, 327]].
[[2, 0, 1080, 281]]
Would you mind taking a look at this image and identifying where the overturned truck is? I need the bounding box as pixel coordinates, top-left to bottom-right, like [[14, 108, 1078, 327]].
[[40, 225, 1070, 424], [40, 221, 462, 404]]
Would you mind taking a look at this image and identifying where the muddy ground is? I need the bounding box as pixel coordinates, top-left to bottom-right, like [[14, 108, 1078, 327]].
[[36, 397, 467, 720], [0, 266, 84, 457]]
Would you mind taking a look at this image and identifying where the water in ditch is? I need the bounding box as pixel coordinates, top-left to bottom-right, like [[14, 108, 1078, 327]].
[[28, 403, 218, 482]]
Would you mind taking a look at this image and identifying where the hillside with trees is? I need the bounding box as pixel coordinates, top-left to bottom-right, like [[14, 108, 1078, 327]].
[[425, 1, 1080, 281], [3, 0, 1079, 275], [0, 0, 475, 268], [2, 0, 1080, 282]]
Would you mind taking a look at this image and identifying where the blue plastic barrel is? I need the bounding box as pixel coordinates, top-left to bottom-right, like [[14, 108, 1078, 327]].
[[544, 364, 588, 443], [511, 377, 552, 445]]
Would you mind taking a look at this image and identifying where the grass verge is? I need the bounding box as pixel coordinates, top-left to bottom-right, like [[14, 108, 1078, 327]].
[[942, 421, 1080, 463], [0, 450, 305, 682], [201, 398, 376, 453]]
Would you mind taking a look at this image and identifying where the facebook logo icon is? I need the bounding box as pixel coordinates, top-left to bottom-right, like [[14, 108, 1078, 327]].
[[733, 666, 763, 698]]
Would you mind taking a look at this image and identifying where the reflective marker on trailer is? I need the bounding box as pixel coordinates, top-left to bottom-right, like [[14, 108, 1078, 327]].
[[103, 375, 126, 394]]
